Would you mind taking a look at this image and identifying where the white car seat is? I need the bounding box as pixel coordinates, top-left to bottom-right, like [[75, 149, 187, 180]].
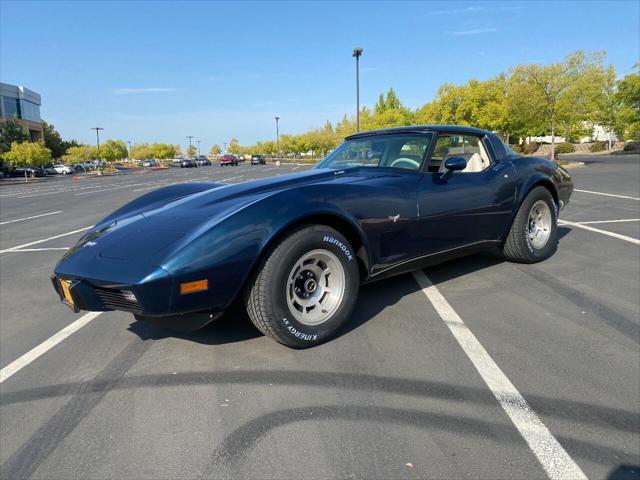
[[462, 153, 485, 172]]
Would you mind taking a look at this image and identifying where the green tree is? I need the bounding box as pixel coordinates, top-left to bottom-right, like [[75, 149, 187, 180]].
[[63, 145, 97, 163], [0, 118, 29, 153], [151, 143, 176, 159], [227, 137, 240, 154], [374, 88, 402, 114], [2, 141, 51, 167], [130, 143, 153, 160], [209, 144, 221, 155], [62, 139, 81, 152], [509, 51, 611, 158], [41, 121, 67, 159], [99, 139, 128, 163], [186, 144, 197, 157], [614, 65, 640, 140]]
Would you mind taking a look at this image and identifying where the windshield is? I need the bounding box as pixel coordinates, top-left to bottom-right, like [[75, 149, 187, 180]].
[[316, 133, 432, 171]]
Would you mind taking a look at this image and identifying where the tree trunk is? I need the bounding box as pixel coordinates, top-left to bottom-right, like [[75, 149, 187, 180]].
[[550, 122, 556, 161]]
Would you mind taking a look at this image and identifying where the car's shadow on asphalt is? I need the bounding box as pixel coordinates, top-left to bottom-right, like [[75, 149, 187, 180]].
[[127, 303, 262, 346], [127, 233, 574, 347], [125, 251, 507, 347]]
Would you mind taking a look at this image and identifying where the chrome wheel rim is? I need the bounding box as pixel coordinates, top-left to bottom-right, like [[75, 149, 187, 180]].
[[286, 249, 345, 326], [528, 200, 552, 249]]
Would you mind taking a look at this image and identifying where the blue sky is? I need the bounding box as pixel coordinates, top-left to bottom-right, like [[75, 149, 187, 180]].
[[1, 0, 638, 152]]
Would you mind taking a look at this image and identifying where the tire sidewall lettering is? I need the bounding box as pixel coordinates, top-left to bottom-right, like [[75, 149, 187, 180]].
[[282, 317, 318, 342], [322, 235, 354, 261]]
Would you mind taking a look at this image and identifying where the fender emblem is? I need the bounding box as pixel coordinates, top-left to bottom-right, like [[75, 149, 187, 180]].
[[388, 214, 400, 223], [83, 241, 97, 247]]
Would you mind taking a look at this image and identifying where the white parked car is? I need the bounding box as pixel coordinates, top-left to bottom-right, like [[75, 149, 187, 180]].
[[47, 164, 75, 175]]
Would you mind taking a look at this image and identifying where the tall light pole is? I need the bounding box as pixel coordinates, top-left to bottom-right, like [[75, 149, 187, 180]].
[[187, 135, 194, 158], [352, 48, 363, 132], [197, 140, 201, 157], [91, 127, 104, 161], [275, 116, 280, 158], [127, 140, 131, 160]]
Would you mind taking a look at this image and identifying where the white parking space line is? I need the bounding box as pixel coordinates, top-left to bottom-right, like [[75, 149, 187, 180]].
[[577, 218, 639, 224], [574, 188, 640, 201], [412, 270, 587, 480], [219, 176, 244, 182], [0, 211, 63, 226], [559, 220, 640, 245], [132, 183, 171, 192], [0, 312, 102, 384], [3, 247, 70, 252], [0, 226, 92, 254], [74, 184, 141, 196]]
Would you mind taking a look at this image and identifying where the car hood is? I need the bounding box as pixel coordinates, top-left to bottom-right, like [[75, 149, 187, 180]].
[[55, 168, 364, 281]]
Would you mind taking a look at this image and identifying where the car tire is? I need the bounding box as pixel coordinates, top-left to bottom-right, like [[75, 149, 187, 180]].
[[503, 186, 558, 263], [245, 225, 360, 348]]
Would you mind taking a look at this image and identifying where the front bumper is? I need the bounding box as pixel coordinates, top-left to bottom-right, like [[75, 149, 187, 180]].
[[51, 271, 173, 316]]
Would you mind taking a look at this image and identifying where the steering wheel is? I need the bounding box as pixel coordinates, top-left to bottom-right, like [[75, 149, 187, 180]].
[[389, 157, 420, 169]]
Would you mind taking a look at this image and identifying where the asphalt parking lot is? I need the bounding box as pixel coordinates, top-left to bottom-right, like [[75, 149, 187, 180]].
[[0, 156, 638, 479]]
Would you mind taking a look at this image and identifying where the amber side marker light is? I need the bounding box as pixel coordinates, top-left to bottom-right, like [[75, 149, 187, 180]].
[[180, 279, 209, 294]]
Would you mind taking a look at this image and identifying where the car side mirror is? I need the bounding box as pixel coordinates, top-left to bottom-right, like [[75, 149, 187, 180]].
[[444, 156, 467, 171]]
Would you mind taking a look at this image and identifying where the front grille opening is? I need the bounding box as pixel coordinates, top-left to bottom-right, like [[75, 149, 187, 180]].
[[94, 287, 142, 314]]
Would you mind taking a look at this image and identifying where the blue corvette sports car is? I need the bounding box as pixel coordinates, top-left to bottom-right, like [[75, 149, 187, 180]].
[[52, 126, 573, 347]]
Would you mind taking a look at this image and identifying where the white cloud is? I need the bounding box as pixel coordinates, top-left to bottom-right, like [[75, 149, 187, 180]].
[[112, 87, 179, 95], [450, 27, 497, 36], [429, 6, 483, 15]]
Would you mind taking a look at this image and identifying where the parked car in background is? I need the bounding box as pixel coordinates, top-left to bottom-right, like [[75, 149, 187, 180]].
[[170, 158, 182, 167], [10, 166, 46, 178], [196, 155, 211, 166], [46, 164, 75, 175], [220, 154, 238, 166], [142, 159, 159, 167], [73, 160, 105, 171], [251, 154, 266, 165], [180, 159, 198, 168]]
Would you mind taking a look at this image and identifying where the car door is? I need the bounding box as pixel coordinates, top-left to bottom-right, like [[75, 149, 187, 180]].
[[416, 132, 516, 254], [325, 133, 431, 273]]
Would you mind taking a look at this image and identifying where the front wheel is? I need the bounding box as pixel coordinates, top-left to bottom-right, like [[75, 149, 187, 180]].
[[245, 225, 360, 348], [502, 186, 558, 263]]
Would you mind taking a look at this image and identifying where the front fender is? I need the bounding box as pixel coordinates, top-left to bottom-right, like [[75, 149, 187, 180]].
[[161, 185, 369, 313]]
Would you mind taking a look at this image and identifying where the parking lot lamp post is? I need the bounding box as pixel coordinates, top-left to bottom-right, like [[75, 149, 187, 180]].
[[352, 48, 363, 132], [187, 135, 194, 158], [91, 127, 104, 168], [127, 141, 131, 161], [275, 116, 280, 159], [197, 140, 201, 157]]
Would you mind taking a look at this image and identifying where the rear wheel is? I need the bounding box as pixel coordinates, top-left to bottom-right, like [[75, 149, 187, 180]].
[[503, 186, 558, 263], [245, 225, 359, 348]]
